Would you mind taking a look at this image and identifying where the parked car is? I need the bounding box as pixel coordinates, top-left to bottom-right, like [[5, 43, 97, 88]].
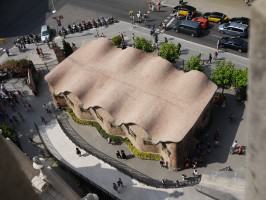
[[218, 22, 248, 38], [41, 25, 51, 42], [174, 20, 201, 37], [229, 17, 249, 26], [219, 37, 248, 52], [172, 5, 196, 17], [192, 17, 209, 29], [203, 12, 229, 23]]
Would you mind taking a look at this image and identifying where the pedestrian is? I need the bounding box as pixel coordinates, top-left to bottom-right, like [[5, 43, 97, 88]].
[[72, 42, 77, 51], [157, 0, 161, 12], [5, 48, 10, 56], [208, 53, 212, 63], [121, 150, 127, 159], [41, 116, 46, 124], [164, 37, 168, 43], [36, 47, 41, 57], [214, 51, 218, 60], [193, 169, 198, 177], [116, 150, 122, 159], [151, 3, 155, 12], [179, 0, 184, 5], [159, 158, 164, 167], [120, 33, 125, 42], [76, 147, 81, 157], [117, 178, 123, 188], [132, 33, 135, 42], [154, 33, 158, 44], [245, 0, 249, 6], [39, 48, 44, 57], [113, 183, 119, 193]]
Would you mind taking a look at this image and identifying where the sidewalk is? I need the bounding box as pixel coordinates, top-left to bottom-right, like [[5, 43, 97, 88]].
[[39, 119, 213, 200], [162, 0, 251, 18]]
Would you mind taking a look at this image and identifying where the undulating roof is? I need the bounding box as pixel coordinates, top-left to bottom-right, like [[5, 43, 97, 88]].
[[45, 38, 217, 143]]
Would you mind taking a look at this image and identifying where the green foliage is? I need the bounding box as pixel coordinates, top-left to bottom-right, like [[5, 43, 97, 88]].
[[111, 35, 122, 47], [124, 139, 161, 160], [211, 61, 235, 93], [184, 54, 203, 72], [62, 40, 73, 57], [134, 37, 154, 52], [0, 123, 17, 142], [233, 68, 248, 89], [233, 68, 248, 101], [159, 42, 181, 62], [67, 110, 160, 161]]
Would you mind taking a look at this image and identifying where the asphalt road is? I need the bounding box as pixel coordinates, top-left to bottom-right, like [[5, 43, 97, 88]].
[[0, 0, 248, 57]]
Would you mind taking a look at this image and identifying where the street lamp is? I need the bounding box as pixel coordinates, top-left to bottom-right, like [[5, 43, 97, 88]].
[[50, 0, 56, 14]]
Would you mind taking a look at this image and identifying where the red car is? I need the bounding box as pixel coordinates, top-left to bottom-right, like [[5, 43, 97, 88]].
[[192, 17, 209, 29]]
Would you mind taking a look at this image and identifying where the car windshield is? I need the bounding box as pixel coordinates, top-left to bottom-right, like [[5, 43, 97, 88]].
[[42, 31, 49, 36]]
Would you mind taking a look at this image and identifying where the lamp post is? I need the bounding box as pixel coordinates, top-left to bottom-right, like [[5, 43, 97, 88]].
[[50, 0, 56, 14]]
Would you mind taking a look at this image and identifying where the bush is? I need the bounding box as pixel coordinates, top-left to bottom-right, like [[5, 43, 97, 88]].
[[0, 123, 17, 143], [112, 35, 122, 47], [134, 37, 154, 52], [67, 110, 160, 160], [0, 59, 35, 77], [184, 54, 203, 72], [233, 68, 248, 101], [159, 42, 181, 63]]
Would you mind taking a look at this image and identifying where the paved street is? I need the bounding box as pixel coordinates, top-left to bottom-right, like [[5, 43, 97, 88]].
[[1, 0, 249, 57]]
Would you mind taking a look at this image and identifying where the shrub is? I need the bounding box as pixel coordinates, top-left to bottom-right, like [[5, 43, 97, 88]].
[[67, 109, 160, 161], [0, 123, 17, 143], [159, 42, 181, 63], [233, 68, 248, 101], [0, 59, 35, 77], [184, 54, 203, 72], [134, 37, 154, 52], [112, 35, 122, 47]]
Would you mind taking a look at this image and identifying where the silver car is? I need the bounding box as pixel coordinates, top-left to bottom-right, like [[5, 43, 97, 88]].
[[218, 22, 248, 38]]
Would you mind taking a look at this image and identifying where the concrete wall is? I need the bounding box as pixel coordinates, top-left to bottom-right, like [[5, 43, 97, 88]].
[[246, 1, 266, 199]]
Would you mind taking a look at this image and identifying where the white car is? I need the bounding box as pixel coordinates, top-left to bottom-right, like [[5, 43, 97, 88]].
[[41, 25, 51, 42]]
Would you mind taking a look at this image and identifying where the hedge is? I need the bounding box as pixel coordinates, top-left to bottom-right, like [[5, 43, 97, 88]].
[[67, 110, 161, 161], [0, 123, 17, 143]]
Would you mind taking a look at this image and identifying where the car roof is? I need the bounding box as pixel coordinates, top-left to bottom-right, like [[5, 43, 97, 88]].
[[227, 22, 248, 29], [41, 25, 48, 31], [179, 20, 200, 27]]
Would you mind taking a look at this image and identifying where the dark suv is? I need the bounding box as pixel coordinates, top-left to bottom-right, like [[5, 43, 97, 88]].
[[174, 20, 201, 37]]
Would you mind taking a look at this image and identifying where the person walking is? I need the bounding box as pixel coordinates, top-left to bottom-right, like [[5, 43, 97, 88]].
[[76, 147, 81, 157], [217, 39, 220, 51], [36, 47, 41, 57], [40, 116, 46, 124], [208, 53, 212, 63], [116, 150, 122, 159], [117, 178, 123, 188], [39, 48, 44, 58], [113, 183, 119, 193], [5, 48, 10, 56], [214, 51, 218, 60], [121, 150, 127, 159]]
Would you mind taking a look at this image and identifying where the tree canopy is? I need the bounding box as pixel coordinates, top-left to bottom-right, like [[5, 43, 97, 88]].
[[211, 61, 235, 93], [233, 68, 248, 89], [111, 35, 122, 47], [159, 42, 181, 63], [184, 54, 203, 72]]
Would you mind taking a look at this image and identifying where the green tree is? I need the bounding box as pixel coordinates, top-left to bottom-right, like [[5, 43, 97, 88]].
[[159, 42, 181, 63], [62, 40, 73, 57], [233, 68, 248, 101], [134, 37, 154, 52], [211, 61, 235, 94], [184, 54, 203, 72], [111, 35, 122, 47]]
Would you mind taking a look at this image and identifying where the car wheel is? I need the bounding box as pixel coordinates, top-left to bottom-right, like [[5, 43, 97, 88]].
[[238, 49, 242, 53]]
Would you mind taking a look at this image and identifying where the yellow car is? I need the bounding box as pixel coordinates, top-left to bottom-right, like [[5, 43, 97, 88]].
[[172, 5, 196, 17], [203, 12, 229, 23]]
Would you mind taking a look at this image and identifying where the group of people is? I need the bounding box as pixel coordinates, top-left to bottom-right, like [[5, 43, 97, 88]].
[[112, 178, 124, 193], [116, 150, 127, 159]]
